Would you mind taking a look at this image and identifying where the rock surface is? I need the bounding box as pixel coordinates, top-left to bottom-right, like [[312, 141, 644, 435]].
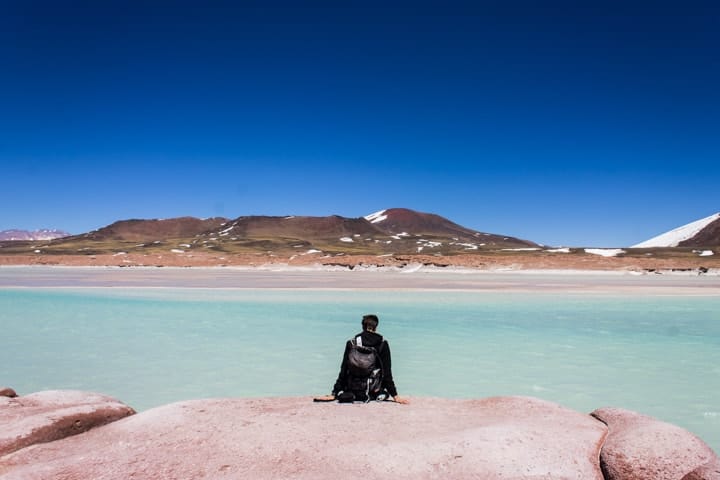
[[0, 390, 135, 458], [0, 388, 16, 398], [592, 407, 720, 480], [682, 459, 720, 480], [1, 395, 607, 480]]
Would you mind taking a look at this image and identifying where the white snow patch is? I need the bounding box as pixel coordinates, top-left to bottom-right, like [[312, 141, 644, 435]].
[[632, 212, 720, 248], [171, 249, 185, 254], [364, 210, 388, 223], [305, 249, 322, 254], [584, 248, 625, 257], [113, 252, 127, 256], [340, 237, 354, 243], [284, 216, 295, 219], [502, 248, 540, 252], [219, 225, 234, 234], [695, 250, 714, 257], [418, 241, 442, 248], [546, 248, 571, 253]]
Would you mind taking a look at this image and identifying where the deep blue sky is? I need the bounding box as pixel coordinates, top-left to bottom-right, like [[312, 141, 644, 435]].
[[2, 1, 718, 247]]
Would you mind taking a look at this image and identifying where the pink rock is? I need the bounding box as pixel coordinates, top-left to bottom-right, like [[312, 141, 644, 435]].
[[0, 387, 17, 398], [592, 407, 720, 480], [0, 396, 607, 479], [0, 390, 135, 458], [682, 459, 720, 480]]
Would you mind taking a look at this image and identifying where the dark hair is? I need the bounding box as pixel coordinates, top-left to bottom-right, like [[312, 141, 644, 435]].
[[362, 314, 379, 331]]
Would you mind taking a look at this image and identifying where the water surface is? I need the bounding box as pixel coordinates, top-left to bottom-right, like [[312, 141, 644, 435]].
[[1, 268, 718, 452]]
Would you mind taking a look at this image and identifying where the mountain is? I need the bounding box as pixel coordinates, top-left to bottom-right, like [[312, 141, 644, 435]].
[[632, 212, 720, 248], [186, 207, 538, 254], [80, 217, 229, 242], [0, 229, 71, 241], [364, 208, 536, 247], [217, 215, 380, 240], [10, 208, 537, 256]]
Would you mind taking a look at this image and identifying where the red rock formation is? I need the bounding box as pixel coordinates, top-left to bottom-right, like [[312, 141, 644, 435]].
[[0, 390, 135, 458], [1, 395, 606, 480], [682, 459, 720, 480], [592, 407, 720, 480], [0, 387, 17, 398]]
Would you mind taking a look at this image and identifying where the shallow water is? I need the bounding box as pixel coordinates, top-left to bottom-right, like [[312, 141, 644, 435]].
[[1, 275, 719, 452]]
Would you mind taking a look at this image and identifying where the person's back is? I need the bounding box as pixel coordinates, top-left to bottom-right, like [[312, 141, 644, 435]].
[[325, 314, 408, 404]]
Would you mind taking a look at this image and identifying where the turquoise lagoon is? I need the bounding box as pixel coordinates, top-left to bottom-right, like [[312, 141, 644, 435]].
[[1, 271, 719, 452]]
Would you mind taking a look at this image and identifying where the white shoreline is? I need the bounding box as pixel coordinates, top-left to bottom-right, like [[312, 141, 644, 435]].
[[1, 265, 719, 295]]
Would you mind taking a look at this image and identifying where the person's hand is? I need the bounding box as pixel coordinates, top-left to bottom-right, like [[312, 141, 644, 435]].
[[393, 395, 410, 405]]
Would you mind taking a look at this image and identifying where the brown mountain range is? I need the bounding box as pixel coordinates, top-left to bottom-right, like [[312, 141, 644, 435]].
[[2, 209, 717, 271], [0, 208, 535, 257]]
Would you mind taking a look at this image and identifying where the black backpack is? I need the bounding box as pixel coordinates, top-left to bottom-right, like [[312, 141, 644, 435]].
[[345, 335, 384, 401]]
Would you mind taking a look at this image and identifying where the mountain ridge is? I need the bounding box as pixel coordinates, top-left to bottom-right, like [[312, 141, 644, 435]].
[[0, 208, 537, 256], [4, 209, 719, 253], [632, 212, 720, 248]]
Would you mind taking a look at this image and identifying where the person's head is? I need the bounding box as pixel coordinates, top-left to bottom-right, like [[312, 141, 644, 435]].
[[361, 314, 379, 332]]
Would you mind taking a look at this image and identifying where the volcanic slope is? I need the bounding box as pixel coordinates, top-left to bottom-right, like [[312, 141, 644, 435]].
[[0, 209, 538, 257], [185, 208, 539, 256], [632, 212, 720, 248]]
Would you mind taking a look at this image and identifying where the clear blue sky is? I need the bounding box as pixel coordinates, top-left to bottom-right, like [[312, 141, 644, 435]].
[[2, 1, 718, 247]]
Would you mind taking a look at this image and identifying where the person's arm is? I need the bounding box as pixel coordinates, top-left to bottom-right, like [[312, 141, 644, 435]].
[[379, 340, 399, 397], [331, 340, 351, 396]]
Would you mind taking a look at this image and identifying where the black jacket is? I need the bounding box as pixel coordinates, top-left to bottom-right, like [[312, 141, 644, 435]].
[[332, 330, 398, 397]]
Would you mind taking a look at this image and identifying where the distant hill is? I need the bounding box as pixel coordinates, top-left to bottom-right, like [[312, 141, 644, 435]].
[[364, 208, 535, 247], [193, 207, 538, 254], [632, 212, 720, 248], [0, 229, 70, 241], [6, 208, 537, 256], [80, 217, 229, 242]]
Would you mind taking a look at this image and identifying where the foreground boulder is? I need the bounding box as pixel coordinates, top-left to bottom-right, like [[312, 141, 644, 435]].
[[592, 407, 720, 480], [0, 390, 135, 458], [0, 396, 607, 480]]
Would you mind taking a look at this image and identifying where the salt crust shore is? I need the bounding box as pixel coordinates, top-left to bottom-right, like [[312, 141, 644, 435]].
[[1, 264, 719, 295]]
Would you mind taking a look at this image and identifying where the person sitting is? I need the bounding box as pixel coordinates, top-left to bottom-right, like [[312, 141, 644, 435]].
[[317, 314, 408, 404]]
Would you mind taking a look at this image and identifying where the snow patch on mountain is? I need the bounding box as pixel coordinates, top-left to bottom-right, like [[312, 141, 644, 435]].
[[364, 210, 388, 224], [585, 248, 625, 257], [632, 212, 720, 248], [0, 229, 71, 241]]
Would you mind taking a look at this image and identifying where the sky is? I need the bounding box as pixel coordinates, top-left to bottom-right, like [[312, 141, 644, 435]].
[[2, 1, 718, 247]]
